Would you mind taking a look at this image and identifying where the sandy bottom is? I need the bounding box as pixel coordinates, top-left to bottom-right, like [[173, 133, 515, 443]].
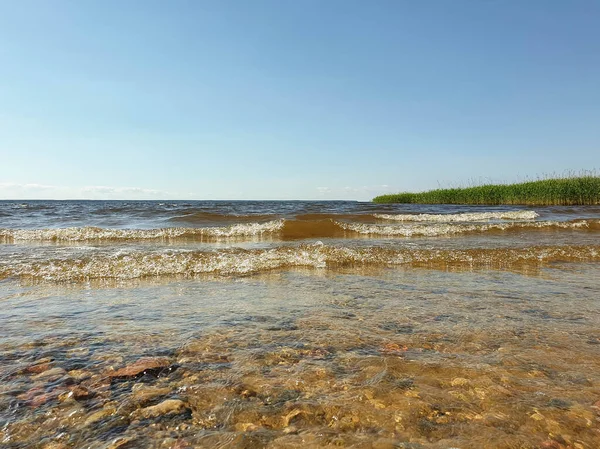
[[1, 265, 600, 449]]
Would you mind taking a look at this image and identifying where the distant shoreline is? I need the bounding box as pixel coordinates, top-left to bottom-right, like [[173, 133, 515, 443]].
[[373, 174, 600, 205]]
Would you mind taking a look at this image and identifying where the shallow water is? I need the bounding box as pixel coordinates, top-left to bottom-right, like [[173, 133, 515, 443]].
[[1, 201, 599, 448]]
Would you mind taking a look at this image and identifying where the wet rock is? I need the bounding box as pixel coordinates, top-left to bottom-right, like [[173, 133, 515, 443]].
[[262, 389, 302, 406], [450, 377, 470, 387], [266, 319, 298, 331], [372, 439, 406, 449], [379, 322, 414, 334], [133, 399, 189, 419], [41, 443, 68, 449], [32, 367, 66, 381], [85, 405, 116, 426], [302, 347, 332, 359], [257, 350, 300, 367], [106, 437, 138, 449], [17, 386, 45, 401], [282, 409, 303, 427], [67, 347, 90, 357], [233, 384, 258, 398], [56, 403, 87, 427], [108, 357, 175, 380], [60, 385, 93, 401], [539, 440, 567, 449], [228, 430, 276, 448], [548, 398, 571, 410], [30, 390, 62, 407], [380, 343, 408, 354], [24, 358, 54, 374], [58, 390, 75, 403], [393, 378, 414, 390], [130, 385, 172, 405], [68, 369, 92, 381], [74, 385, 93, 399], [235, 422, 261, 432], [20, 384, 68, 407]]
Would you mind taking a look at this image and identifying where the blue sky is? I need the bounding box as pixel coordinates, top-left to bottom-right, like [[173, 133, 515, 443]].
[[0, 0, 598, 200]]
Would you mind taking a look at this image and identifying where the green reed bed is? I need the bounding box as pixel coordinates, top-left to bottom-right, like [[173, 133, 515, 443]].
[[373, 174, 600, 205]]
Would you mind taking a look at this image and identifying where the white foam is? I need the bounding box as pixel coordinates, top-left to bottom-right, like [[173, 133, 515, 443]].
[[338, 220, 590, 237], [3, 243, 599, 282], [373, 211, 539, 222], [0, 220, 284, 242]]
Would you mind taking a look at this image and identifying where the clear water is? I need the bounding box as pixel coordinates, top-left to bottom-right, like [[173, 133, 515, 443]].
[[1, 201, 599, 448]]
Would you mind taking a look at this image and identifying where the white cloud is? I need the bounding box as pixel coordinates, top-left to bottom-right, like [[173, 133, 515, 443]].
[[0, 182, 396, 201], [0, 183, 173, 200], [0, 182, 58, 190]]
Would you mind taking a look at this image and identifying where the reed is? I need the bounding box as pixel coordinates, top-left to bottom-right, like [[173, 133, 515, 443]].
[[373, 171, 600, 205]]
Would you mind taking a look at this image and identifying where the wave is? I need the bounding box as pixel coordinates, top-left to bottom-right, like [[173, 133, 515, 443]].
[[1, 218, 598, 243], [2, 244, 599, 281], [373, 210, 539, 222], [338, 219, 597, 237], [0, 220, 284, 242]]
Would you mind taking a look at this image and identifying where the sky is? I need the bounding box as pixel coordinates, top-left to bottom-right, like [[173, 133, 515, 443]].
[[0, 0, 598, 200]]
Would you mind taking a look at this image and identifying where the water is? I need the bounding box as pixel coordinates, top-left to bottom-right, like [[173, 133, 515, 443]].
[[1, 200, 599, 448]]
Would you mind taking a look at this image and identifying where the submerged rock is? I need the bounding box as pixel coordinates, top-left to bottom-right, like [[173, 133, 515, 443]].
[[59, 385, 93, 402], [130, 385, 172, 405], [167, 440, 191, 449], [23, 358, 54, 374], [108, 357, 174, 380], [548, 398, 571, 410], [68, 369, 92, 381], [84, 405, 116, 426], [106, 437, 138, 449], [31, 367, 66, 381], [134, 399, 189, 419]]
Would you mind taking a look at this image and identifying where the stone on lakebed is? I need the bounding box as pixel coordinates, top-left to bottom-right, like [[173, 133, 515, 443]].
[[107, 357, 174, 379]]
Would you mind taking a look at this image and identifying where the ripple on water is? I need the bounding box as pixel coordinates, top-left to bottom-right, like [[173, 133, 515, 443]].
[[0, 266, 600, 447]]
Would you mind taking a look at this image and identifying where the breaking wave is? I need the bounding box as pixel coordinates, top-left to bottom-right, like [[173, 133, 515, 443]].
[[338, 219, 597, 237], [2, 244, 599, 281], [373, 210, 539, 222], [0, 218, 598, 243], [0, 220, 284, 242]]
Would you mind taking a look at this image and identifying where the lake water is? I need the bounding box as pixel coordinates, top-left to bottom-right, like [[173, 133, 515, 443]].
[[1, 200, 599, 448]]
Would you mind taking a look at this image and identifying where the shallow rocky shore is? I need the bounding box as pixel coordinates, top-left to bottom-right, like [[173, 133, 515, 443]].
[[2, 263, 600, 448], [2, 316, 600, 449]]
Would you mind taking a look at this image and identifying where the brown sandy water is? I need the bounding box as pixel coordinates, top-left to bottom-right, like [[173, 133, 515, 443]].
[[1, 201, 599, 448]]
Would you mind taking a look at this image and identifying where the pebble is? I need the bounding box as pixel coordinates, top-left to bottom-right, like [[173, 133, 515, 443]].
[[133, 399, 188, 419], [131, 386, 172, 405], [68, 369, 92, 381], [106, 437, 137, 449], [108, 357, 172, 379], [84, 406, 116, 426], [539, 441, 566, 449], [24, 358, 54, 374], [32, 367, 67, 381], [69, 386, 92, 401], [235, 422, 260, 432], [450, 377, 470, 387], [380, 343, 408, 354], [41, 443, 68, 449]]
